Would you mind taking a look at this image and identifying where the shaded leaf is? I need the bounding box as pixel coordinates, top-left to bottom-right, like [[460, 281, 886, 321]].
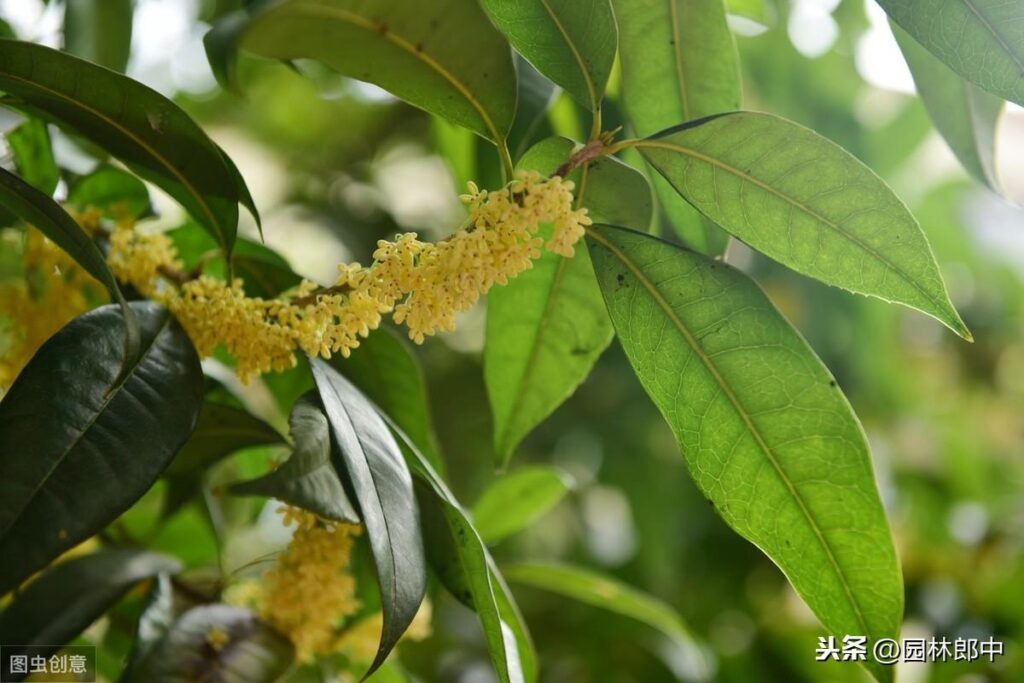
[[311, 359, 426, 677], [63, 0, 134, 72], [332, 326, 444, 476], [587, 224, 903, 683], [129, 604, 293, 683], [211, 0, 517, 145], [486, 136, 650, 465], [472, 466, 572, 544], [480, 0, 616, 114], [0, 166, 139, 364], [0, 549, 180, 679], [508, 56, 558, 161], [892, 22, 1004, 193], [0, 39, 254, 256], [0, 302, 203, 595], [68, 165, 153, 219], [7, 117, 59, 194], [878, 0, 1024, 107], [124, 574, 179, 679], [613, 0, 739, 255], [228, 393, 360, 523], [390, 422, 535, 683], [637, 112, 970, 338]]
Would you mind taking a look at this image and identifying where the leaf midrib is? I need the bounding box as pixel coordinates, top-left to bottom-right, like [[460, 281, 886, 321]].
[[285, 3, 505, 144], [668, 0, 690, 120], [0, 313, 169, 541], [960, 0, 1024, 72], [538, 0, 598, 111], [587, 227, 871, 638], [637, 138, 958, 328], [0, 71, 228, 251]]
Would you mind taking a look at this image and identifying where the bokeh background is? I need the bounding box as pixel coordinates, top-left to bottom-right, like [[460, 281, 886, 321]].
[[1, 1, 1022, 681]]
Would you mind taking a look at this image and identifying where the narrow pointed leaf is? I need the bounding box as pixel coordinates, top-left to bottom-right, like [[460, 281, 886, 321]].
[[7, 118, 59, 194], [311, 359, 426, 678], [503, 562, 704, 657], [613, 0, 739, 255], [0, 166, 139, 369], [878, 0, 1024, 107], [587, 224, 903, 683], [638, 112, 970, 338], [166, 401, 284, 478], [479, 0, 616, 113], [0, 302, 203, 595], [892, 23, 1004, 193], [508, 56, 558, 161], [129, 604, 294, 683], [68, 165, 153, 219], [0, 39, 253, 256], [63, 0, 133, 72], [228, 393, 360, 523], [332, 327, 444, 476], [390, 420, 536, 683], [472, 466, 572, 544], [486, 136, 650, 465], [211, 0, 517, 145], [0, 550, 180, 674]]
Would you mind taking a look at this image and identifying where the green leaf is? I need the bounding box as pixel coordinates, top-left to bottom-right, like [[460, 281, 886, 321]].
[[310, 359, 426, 678], [486, 136, 650, 465], [63, 0, 134, 72], [725, 0, 772, 25], [0, 550, 180, 669], [0, 302, 204, 595], [0, 39, 254, 256], [508, 56, 558, 161], [613, 0, 739, 256], [503, 562, 705, 661], [892, 23, 1004, 193], [228, 392, 360, 523], [472, 466, 572, 544], [211, 0, 517, 146], [0, 165, 139, 363], [390, 423, 536, 683], [68, 165, 153, 219], [878, 0, 1024, 107], [124, 574, 179, 679], [128, 604, 294, 683], [332, 327, 444, 477], [7, 118, 59, 194], [163, 400, 284, 518], [586, 224, 903, 683], [637, 112, 970, 339], [479, 0, 616, 113], [231, 239, 303, 298]]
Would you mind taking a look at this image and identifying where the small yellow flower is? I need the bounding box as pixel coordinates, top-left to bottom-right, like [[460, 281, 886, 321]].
[[205, 625, 230, 651]]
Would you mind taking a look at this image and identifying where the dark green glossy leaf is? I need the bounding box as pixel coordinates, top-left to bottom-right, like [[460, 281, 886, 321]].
[[128, 604, 293, 683], [0, 549, 180, 678], [310, 359, 426, 677], [486, 136, 650, 465], [68, 165, 153, 219], [211, 0, 517, 145], [0, 302, 203, 595], [637, 112, 970, 339], [892, 23, 1004, 193], [480, 0, 616, 113], [7, 117, 59, 194], [587, 224, 903, 683], [63, 0, 134, 72], [0, 165, 139, 361], [333, 326, 444, 476], [613, 0, 739, 255], [228, 393, 360, 523], [472, 466, 572, 544], [0, 39, 254, 256], [231, 239, 302, 298], [390, 422, 536, 683], [503, 562, 705, 664], [878, 0, 1024, 107], [163, 400, 284, 518]]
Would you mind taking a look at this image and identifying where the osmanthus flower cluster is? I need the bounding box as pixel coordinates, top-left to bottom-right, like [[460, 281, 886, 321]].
[[105, 170, 591, 381], [224, 506, 431, 665]]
